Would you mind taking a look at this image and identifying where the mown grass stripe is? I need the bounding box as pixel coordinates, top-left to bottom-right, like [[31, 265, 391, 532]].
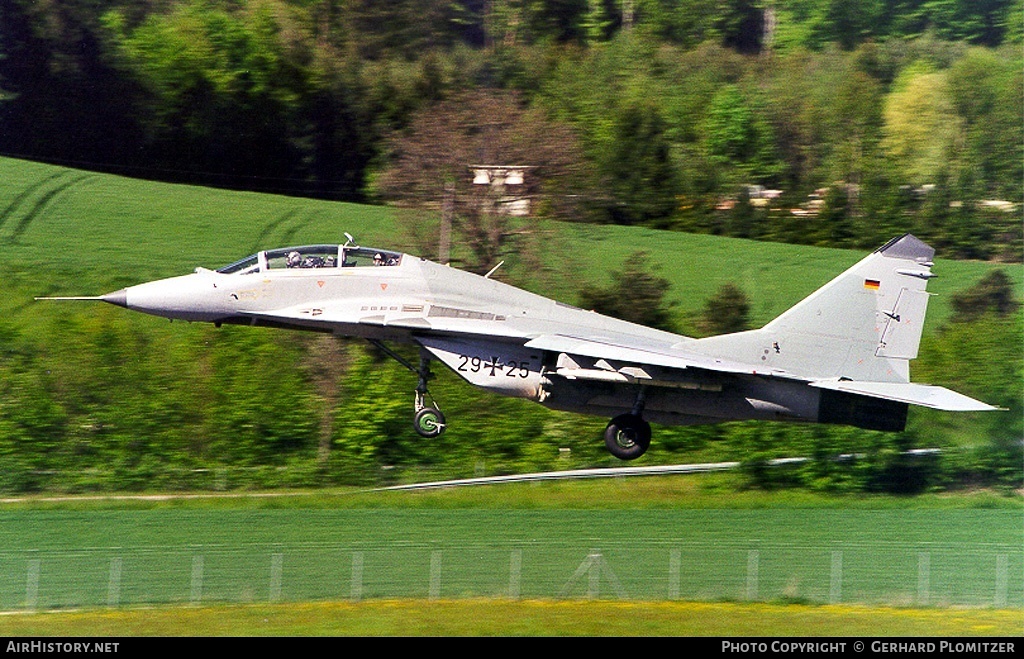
[[8, 173, 95, 243], [0, 170, 71, 236]]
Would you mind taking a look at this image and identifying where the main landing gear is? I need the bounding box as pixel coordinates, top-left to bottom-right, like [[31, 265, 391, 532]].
[[369, 341, 446, 438], [604, 414, 651, 460], [604, 387, 651, 460]]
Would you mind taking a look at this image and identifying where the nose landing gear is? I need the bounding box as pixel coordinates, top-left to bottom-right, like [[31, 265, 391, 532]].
[[413, 371, 446, 438], [368, 340, 447, 438]]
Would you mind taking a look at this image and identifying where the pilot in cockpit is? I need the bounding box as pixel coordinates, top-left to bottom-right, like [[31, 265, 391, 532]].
[[287, 251, 302, 268]]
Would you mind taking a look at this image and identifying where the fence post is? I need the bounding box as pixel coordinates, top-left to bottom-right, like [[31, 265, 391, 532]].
[[830, 551, 842, 604], [351, 552, 364, 602], [25, 559, 40, 611], [588, 551, 601, 598], [190, 555, 204, 604], [269, 553, 283, 602], [995, 554, 1008, 608], [917, 552, 930, 606], [429, 550, 442, 600], [107, 556, 122, 607], [669, 549, 681, 600], [747, 550, 759, 601], [509, 549, 522, 600]]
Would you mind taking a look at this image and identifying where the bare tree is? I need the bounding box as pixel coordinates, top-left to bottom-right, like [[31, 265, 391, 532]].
[[376, 90, 591, 273]]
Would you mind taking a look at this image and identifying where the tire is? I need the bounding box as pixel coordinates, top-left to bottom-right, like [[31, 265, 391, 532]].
[[604, 413, 651, 460], [413, 407, 446, 438]]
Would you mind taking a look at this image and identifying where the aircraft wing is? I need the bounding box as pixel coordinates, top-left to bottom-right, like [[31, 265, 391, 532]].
[[523, 333, 788, 378], [525, 334, 999, 412], [809, 378, 999, 412]]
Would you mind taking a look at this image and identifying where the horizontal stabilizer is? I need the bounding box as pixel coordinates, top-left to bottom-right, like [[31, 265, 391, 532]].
[[810, 379, 999, 412]]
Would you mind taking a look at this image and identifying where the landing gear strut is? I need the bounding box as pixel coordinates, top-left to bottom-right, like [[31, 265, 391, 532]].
[[604, 387, 651, 460], [412, 356, 446, 438], [369, 340, 446, 438]]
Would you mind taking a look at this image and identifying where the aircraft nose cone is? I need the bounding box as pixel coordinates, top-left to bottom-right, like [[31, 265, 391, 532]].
[[101, 289, 128, 308]]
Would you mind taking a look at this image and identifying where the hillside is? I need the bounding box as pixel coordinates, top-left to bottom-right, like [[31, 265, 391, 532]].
[[3, 157, 1018, 324]]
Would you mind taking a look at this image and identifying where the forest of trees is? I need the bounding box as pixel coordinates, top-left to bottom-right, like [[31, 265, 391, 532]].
[[1, 0, 1021, 261]]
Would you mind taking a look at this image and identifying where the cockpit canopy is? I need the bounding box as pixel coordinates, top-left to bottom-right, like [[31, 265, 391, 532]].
[[217, 245, 402, 275]]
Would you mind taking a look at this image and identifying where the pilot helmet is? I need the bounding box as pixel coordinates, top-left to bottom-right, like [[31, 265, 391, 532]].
[[373, 253, 384, 263], [287, 251, 301, 266]]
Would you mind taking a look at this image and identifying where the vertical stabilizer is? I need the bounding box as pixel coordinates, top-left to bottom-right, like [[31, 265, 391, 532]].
[[693, 235, 937, 383]]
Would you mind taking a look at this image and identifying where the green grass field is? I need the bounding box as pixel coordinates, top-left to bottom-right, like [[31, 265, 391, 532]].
[[0, 478, 1019, 636]]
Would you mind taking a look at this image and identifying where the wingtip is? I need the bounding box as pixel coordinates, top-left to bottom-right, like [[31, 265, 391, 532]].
[[876, 234, 935, 262]]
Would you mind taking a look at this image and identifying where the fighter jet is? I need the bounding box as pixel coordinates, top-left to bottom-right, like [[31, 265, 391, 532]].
[[39, 233, 997, 460]]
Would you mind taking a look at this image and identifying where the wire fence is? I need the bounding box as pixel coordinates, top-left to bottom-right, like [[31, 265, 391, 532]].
[[0, 541, 1019, 610]]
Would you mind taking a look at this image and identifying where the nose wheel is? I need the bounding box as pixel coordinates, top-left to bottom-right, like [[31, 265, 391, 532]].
[[413, 394, 446, 438]]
